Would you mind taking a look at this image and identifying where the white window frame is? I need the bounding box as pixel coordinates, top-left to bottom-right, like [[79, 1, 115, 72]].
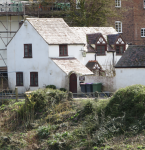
[[115, 0, 121, 8], [76, 0, 80, 9], [115, 21, 122, 33], [141, 28, 145, 37]]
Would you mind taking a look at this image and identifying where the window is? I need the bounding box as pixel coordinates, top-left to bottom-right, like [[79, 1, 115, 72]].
[[115, 21, 122, 33], [96, 46, 106, 55], [16, 72, 23, 86], [30, 72, 38, 86], [115, 37, 125, 55], [116, 45, 124, 55], [115, 0, 121, 7], [76, 0, 80, 9], [143, 0, 145, 9], [59, 45, 68, 56], [96, 37, 107, 55], [24, 44, 32, 58], [141, 28, 145, 37]]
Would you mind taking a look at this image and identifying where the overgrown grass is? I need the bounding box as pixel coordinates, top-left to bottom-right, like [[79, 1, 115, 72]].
[[1, 85, 145, 149]]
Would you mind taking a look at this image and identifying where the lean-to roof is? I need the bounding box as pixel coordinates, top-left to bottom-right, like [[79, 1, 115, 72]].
[[51, 57, 93, 75]]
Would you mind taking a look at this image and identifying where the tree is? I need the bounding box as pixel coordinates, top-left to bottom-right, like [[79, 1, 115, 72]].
[[65, 0, 118, 27]]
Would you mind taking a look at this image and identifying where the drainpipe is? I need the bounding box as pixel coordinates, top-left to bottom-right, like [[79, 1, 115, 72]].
[[95, 52, 97, 61], [113, 51, 114, 67]]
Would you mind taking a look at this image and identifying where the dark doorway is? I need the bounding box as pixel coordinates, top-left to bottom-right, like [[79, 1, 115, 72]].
[[69, 73, 77, 93]]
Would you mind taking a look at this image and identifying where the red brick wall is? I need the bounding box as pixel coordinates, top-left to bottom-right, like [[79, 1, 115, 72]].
[[108, 0, 145, 45]]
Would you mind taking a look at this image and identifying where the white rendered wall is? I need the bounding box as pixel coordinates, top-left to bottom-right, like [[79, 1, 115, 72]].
[[49, 45, 122, 67], [0, 16, 23, 66], [115, 68, 145, 90], [7, 20, 67, 93], [85, 52, 122, 69]]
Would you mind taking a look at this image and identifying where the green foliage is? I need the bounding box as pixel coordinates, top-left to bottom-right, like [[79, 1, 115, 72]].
[[37, 125, 51, 138], [59, 88, 67, 92], [37, 124, 58, 138], [65, 0, 117, 27], [48, 89, 67, 104], [72, 101, 94, 122], [46, 85, 56, 89], [105, 85, 145, 124]]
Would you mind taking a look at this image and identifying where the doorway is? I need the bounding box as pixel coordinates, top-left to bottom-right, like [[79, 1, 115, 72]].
[[69, 73, 77, 93]]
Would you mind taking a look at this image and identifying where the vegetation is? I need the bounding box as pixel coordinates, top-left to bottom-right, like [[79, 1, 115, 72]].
[[33, 0, 118, 27], [1, 85, 145, 149], [46, 85, 56, 89], [66, 0, 117, 27]]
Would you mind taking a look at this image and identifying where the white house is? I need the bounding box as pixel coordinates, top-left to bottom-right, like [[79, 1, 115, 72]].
[[7, 18, 93, 93], [70, 27, 127, 69], [115, 45, 145, 90], [7, 18, 127, 93]]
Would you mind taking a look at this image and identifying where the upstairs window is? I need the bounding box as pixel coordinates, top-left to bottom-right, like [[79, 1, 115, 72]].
[[16, 72, 23, 86], [24, 44, 32, 58], [144, 0, 145, 9], [141, 28, 145, 37], [115, 0, 121, 7], [96, 37, 107, 55], [30, 72, 38, 86], [115, 37, 125, 55], [115, 21, 122, 33], [59, 45, 68, 56], [76, 0, 80, 9]]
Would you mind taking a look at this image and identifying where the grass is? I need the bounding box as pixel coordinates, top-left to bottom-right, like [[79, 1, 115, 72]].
[[1, 85, 145, 149]]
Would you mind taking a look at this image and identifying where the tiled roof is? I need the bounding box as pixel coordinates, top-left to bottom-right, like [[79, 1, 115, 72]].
[[107, 34, 120, 45], [115, 45, 145, 68], [87, 44, 96, 53], [26, 18, 84, 45], [70, 27, 118, 44], [86, 60, 102, 70], [87, 33, 102, 44], [51, 57, 93, 75]]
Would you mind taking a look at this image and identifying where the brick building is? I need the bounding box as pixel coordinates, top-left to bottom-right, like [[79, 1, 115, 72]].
[[108, 0, 145, 45]]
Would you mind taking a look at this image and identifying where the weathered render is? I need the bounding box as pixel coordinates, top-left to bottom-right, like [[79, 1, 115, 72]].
[[7, 18, 92, 93], [115, 45, 145, 90]]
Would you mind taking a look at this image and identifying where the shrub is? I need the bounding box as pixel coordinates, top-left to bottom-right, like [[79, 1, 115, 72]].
[[37, 125, 51, 138], [48, 89, 67, 104], [46, 85, 56, 89], [105, 84, 145, 124], [59, 88, 67, 92]]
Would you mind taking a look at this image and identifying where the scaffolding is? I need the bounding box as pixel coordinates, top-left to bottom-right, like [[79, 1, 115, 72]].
[[0, 0, 71, 68]]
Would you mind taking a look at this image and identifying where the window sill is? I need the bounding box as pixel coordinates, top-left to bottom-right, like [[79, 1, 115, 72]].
[[16, 85, 23, 86], [30, 85, 38, 87], [59, 55, 68, 57], [141, 36, 145, 37], [23, 57, 32, 58], [115, 6, 121, 8]]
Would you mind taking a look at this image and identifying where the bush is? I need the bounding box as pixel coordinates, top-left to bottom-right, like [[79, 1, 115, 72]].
[[37, 125, 51, 138], [105, 84, 145, 124], [48, 89, 67, 104], [37, 124, 59, 138], [46, 85, 56, 89], [59, 88, 67, 92]]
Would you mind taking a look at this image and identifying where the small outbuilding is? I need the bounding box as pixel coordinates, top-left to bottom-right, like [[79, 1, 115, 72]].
[[115, 45, 145, 89]]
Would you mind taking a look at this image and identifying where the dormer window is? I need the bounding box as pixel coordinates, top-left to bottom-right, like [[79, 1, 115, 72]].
[[96, 36, 107, 56], [115, 37, 125, 55]]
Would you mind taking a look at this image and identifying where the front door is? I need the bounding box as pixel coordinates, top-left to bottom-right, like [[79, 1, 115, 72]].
[[69, 73, 77, 93]]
